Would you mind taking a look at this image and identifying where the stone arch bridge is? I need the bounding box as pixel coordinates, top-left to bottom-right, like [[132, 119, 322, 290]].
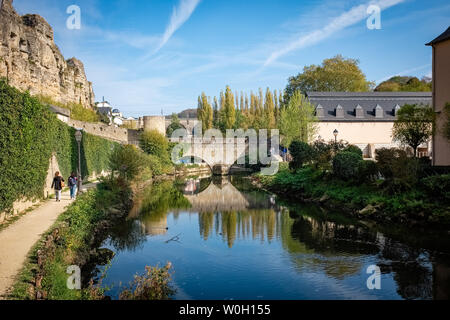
[[171, 137, 248, 175], [170, 134, 280, 176]]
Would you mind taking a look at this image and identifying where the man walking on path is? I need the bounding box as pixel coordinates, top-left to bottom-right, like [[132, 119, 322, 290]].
[[51, 172, 64, 202]]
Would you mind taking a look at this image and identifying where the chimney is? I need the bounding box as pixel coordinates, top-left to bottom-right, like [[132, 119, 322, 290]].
[[375, 105, 384, 118], [316, 104, 324, 118], [355, 105, 364, 118], [336, 105, 344, 118]]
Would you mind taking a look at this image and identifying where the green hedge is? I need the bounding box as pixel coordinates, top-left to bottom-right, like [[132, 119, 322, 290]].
[[0, 79, 118, 213]]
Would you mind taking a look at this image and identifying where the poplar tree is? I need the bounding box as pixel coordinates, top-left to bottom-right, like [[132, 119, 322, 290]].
[[278, 90, 318, 147], [222, 86, 236, 130], [198, 92, 213, 132], [213, 96, 219, 128], [264, 88, 276, 129]]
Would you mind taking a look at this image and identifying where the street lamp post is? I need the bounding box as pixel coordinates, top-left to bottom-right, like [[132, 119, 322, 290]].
[[74, 129, 83, 195], [333, 129, 339, 143]]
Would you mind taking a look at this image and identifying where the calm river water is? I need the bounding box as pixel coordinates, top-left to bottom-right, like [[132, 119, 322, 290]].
[[96, 175, 450, 300]]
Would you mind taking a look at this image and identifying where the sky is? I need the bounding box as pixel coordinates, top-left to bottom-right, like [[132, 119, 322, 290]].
[[13, 0, 450, 118]]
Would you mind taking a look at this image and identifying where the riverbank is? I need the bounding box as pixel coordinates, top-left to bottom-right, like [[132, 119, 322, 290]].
[[252, 164, 450, 228], [8, 179, 133, 300], [0, 183, 100, 299]]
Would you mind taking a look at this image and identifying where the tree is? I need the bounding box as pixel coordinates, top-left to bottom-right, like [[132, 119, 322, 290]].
[[166, 113, 183, 137], [219, 86, 236, 130], [263, 88, 276, 129], [289, 141, 314, 172], [392, 104, 435, 157], [375, 76, 432, 92], [278, 90, 318, 147], [140, 129, 170, 161], [213, 96, 219, 128], [197, 92, 213, 132], [285, 55, 373, 103]]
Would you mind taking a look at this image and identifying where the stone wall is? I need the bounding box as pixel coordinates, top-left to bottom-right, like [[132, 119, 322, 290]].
[[68, 119, 141, 145], [0, 153, 59, 224], [0, 0, 95, 109]]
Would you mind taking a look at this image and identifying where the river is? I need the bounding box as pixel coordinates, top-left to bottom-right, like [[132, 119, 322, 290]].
[[94, 175, 450, 300]]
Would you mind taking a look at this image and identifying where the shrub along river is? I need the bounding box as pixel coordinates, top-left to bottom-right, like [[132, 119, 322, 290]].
[[94, 175, 450, 300]]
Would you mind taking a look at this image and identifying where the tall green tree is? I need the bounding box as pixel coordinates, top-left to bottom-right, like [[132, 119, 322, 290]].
[[197, 92, 213, 132], [285, 55, 374, 103], [278, 90, 318, 147], [213, 96, 220, 128], [392, 104, 435, 157], [264, 88, 276, 129], [220, 86, 236, 130]]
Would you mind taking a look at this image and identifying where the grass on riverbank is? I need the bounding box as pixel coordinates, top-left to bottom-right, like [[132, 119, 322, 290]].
[[10, 184, 127, 300], [256, 163, 450, 225]]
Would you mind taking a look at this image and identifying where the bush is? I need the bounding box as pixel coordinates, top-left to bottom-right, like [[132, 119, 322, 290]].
[[119, 263, 176, 300], [421, 174, 450, 202], [36, 94, 100, 123], [375, 148, 418, 191], [311, 140, 333, 170], [344, 145, 363, 158], [109, 145, 147, 181], [146, 154, 164, 177], [140, 130, 170, 160], [332, 151, 361, 180], [357, 160, 379, 184], [289, 141, 314, 171]]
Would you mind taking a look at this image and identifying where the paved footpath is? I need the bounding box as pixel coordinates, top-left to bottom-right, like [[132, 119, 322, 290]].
[[0, 183, 97, 299]]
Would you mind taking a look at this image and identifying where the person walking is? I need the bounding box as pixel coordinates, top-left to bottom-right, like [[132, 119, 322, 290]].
[[68, 172, 78, 200], [51, 171, 65, 202]]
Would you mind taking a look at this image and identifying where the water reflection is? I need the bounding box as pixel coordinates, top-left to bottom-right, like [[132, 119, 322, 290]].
[[100, 176, 450, 300]]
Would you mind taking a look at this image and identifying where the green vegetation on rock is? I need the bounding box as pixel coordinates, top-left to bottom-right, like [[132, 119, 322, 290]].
[[0, 79, 118, 213]]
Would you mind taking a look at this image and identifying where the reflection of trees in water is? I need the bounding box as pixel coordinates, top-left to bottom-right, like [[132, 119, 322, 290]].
[[107, 177, 450, 300], [378, 239, 434, 300], [108, 219, 147, 252], [280, 209, 376, 280], [198, 210, 279, 248], [108, 181, 191, 250], [284, 207, 450, 299]]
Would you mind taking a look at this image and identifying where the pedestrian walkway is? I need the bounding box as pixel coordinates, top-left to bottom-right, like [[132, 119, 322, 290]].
[[0, 183, 97, 299]]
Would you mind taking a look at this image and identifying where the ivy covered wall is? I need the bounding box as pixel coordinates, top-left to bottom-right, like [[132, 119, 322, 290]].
[[0, 79, 118, 213]]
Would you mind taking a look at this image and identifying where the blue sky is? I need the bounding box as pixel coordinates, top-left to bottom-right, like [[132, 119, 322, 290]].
[[13, 0, 450, 118]]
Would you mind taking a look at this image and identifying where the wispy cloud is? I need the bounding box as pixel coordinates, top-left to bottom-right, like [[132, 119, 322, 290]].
[[263, 0, 406, 67], [154, 0, 201, 54]]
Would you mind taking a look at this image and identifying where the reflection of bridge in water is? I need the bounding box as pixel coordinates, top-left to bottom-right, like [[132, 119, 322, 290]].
[[184, 177, 276, 212]]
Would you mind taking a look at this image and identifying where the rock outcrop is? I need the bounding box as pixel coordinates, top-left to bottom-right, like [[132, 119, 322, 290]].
[[0, 0, 95, 108]]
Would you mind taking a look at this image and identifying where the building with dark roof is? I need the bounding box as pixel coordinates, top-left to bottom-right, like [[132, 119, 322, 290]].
[[306, 92, 432, 158], [427, 26, 450, 166]]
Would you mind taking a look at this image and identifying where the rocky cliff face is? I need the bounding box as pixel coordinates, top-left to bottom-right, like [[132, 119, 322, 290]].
[[0, 0, 95, 108]]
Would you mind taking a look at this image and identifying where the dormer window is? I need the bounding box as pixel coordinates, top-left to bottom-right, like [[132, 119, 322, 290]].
[[375, 105, 383, 118], [355, 105, 364, 118], [316, 104, 324, 118], [336, 105, 344, 118], [394, 104, 401, 116]]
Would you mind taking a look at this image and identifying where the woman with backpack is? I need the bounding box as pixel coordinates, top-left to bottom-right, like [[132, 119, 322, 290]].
[[51, 172, 65, 202], [68, 172, 78, 200]]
